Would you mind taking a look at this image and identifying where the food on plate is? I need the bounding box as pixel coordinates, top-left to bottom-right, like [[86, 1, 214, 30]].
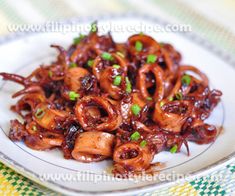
[[0, 22, 222, 177]]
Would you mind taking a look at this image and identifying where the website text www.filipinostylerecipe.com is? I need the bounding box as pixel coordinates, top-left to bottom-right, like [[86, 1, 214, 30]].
[[7, 21, 192, 34]]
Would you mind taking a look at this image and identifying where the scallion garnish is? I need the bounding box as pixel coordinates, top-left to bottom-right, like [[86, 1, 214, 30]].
[[175, 92, 183, 100], [181, 74, 191, 86], [131, 104, 141, 116], [101, 52, 113, 61], [170, 145, 178, 153], [130, 131, 141, 141], [113, 75, 122, 86], [140, 140, 147, 147], [147, 54, 157, 64], [69, 91, 80, 101], [135, 41, 143, 52], [35, 108, 45, 119], [87, 59, 94, 67], [113, 64, 120, 69], [168, 97, 174, 101], [125, 77, 132, 93]]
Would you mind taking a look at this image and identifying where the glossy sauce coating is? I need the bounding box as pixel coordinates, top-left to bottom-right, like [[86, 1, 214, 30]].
[[0, 24, 222, 177]]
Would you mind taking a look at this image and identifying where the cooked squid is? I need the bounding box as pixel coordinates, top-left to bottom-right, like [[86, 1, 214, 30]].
[[0, 23, 222, 177]]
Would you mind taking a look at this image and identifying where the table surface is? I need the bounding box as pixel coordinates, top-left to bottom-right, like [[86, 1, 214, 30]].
[[0, 0, 235, 195]]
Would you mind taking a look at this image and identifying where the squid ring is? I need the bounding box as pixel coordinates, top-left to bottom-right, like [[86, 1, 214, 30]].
[[153, 100, 192, 133], [113, 142, 153, 172], [75, 96, 122, 131], [25, 122, 63, 150], [33, 103, 68, 130], [137, 64, 164, 101], [64, 67, 90, 92], [71, 131, 115, 162]]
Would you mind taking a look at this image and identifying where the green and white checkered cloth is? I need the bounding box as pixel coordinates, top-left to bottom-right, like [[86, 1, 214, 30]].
[[0, 0, 235, 195]]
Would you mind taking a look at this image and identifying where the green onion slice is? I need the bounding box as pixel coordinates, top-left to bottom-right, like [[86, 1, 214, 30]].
[[113, 75, 122, 86], [125, 77, 132, 93], [175, 92, 183, 100], [131, 104, 141, 116], [101, 52, 113, 61], [181, 74, 191, 86], [69, 91, 80, 101], [130, 131, 141, 141], [147, 54, 157, 63], [35, 108, 45, 119], [170, 145, 178, 153], [140, 140, 147, 147], [87, 59, 94, 67], [112, 64, 120, 69], [135, 41, 143, 52]]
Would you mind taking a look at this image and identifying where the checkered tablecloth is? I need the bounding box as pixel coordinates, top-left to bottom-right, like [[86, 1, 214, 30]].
[[0, 0, 235, 195]]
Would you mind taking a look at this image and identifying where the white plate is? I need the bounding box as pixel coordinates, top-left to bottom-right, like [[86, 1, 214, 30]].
[[0, 14, 235, 195]]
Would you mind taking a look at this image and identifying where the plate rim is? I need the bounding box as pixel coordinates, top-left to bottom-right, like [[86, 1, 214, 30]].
[[0, 12, 235, 195]]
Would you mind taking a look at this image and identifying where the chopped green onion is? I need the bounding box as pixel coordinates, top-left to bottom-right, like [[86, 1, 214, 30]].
[[160, 101, 164, 107], [181, 74, 191, 86], [139, 32, 144, 36], [69, 91, 80, 101], [125, 77, 132, 93], [101, 52, 113, 61], [170, 145, 178, 153], [69, 62, 77, 68], [147, 54, 157, 64], [146, 97, 152, 101], [48, 71, 53, 77], [90, 22, 97, 33], [140, 140, 147, 147], [35, 108, 45, 119], [32, 125, 37, 131], [113, 64, 120, 69], [73, 34, 85, 45], [131, 104, 141, 116], [116, 51, 125, 58], [168, 97, 174, 101], [87, 59, 94, 67], [175, 92, 183, 100], [113, 75, 122, 86], [135, 41, 143, 52], [130, 131, 141, 141]]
